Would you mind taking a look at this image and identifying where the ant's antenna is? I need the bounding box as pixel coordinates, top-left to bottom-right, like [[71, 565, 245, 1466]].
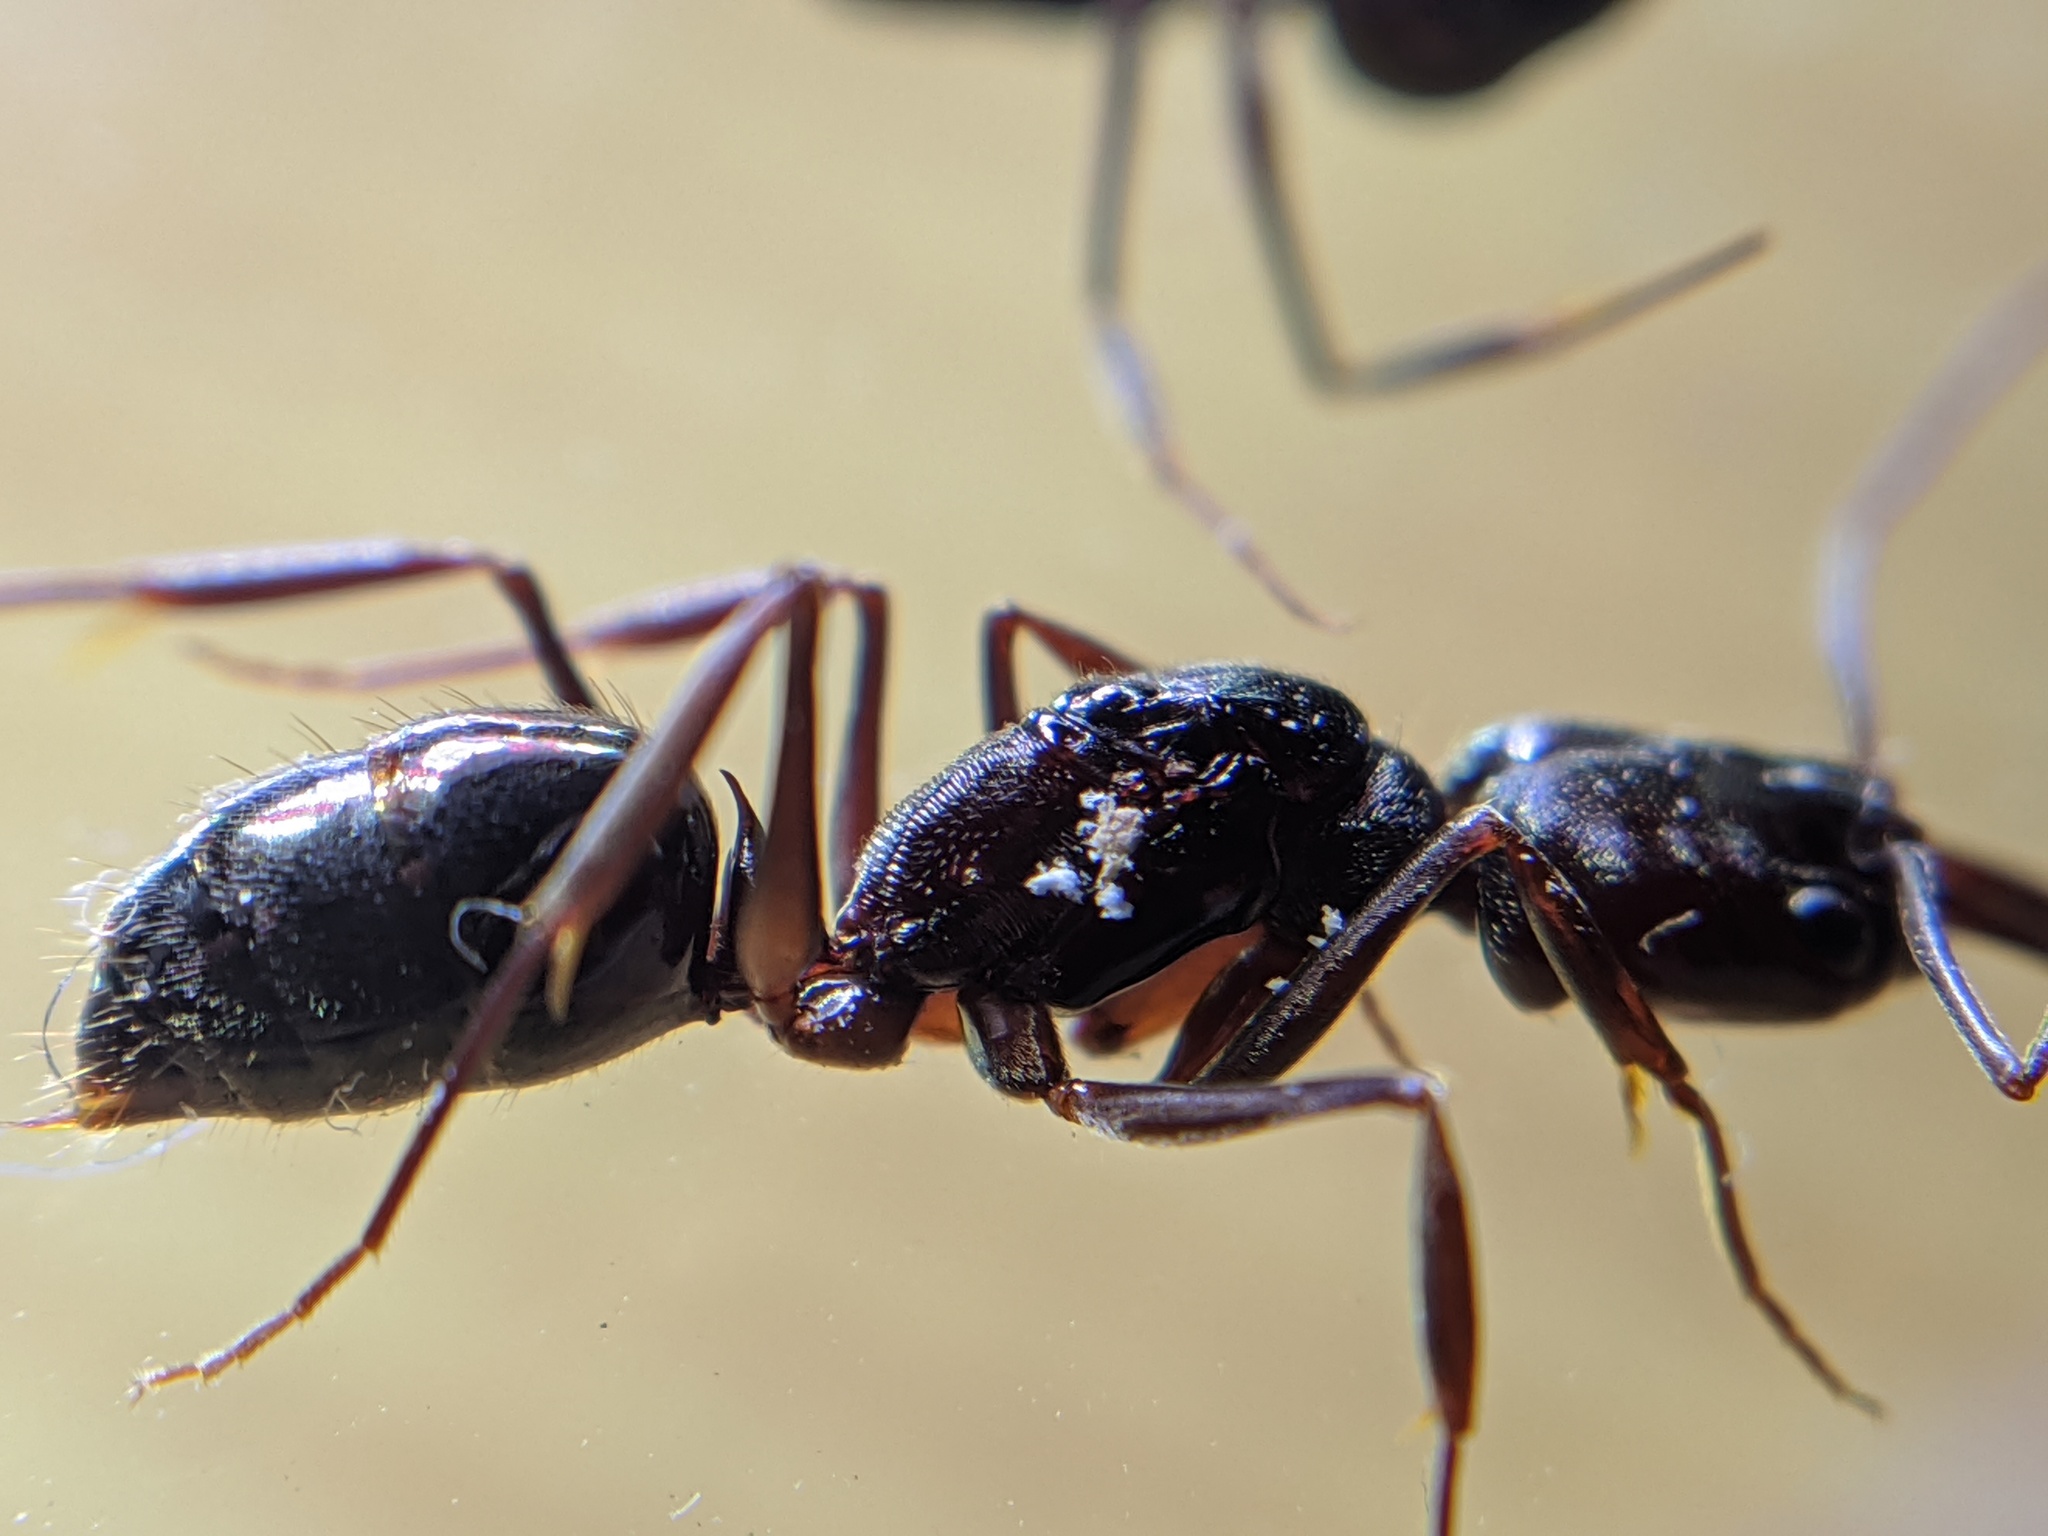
[[1819, 259, 2048, 768]]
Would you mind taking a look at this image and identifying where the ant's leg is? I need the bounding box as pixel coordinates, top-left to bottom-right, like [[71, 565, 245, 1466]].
[[1196, 807, 1875, 1409], [722, 573, 891, 990], [982, 603, 1145, 729], [1083, 0, 1150, 324], [1061, 1077, 1475, 1536], [1158, 927, 1309, 1081], [1219, 0, 1764, 396], [737, 584, 827, 1021], [1201, 807, 1514, 1084], [1935, 847, 2048, 960], [1500, 838, 1881, 1414], [830, 583, 889, 905], [1816, 257, 2048, 764], [130, 571, 831, 1395], [1071, 922, 1419, 1069], [1358, 990, 1423, 1071], [194, 567, 786, 694], [1083, 0, 1345, 632], [957, 990, 1473, 1536], [203, 568, 887, 910], [1889, 841, 2048, 1102], [0, 538, 597, 708]]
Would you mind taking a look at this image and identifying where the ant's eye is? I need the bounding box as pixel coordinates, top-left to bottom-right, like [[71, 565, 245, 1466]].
[[1785, 885, 1878, 980]]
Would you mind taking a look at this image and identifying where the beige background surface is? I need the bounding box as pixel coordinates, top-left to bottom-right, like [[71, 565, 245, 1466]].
[[0, 2, 2045, 1532]]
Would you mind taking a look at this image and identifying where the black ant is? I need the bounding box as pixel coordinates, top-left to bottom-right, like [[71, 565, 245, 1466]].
[[7, 262, 2048, 1534], [859, 0, 1765, 627], [1, 544, 1485, 1527]]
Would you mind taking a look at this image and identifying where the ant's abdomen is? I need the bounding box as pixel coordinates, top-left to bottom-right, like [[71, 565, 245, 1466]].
[[71, 712, 718, 1126]]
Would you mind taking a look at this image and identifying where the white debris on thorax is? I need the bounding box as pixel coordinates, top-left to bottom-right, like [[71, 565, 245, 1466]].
[[1307, 904, 1345, 950], [1023, 861, 1087, 904], [1022, 786, 1149, 921]]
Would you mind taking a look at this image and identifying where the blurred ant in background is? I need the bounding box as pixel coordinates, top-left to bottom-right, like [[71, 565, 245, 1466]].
[[5, 261, 2045, 1534], [857, 0, 1765, 625]]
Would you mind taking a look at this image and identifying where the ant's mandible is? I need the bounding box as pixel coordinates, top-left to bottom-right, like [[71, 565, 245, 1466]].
[[7, 262, 2048, 1534], [861, 0, 1766, 628]]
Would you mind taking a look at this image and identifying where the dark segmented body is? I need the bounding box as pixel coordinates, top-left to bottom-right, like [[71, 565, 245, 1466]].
[[1327, 0, 1625, 95], [880, 0, 1630, 99], [831, 664, 1444, 1013], [1440, 718, 1918, 1021], [75, 711, 721, 1126]]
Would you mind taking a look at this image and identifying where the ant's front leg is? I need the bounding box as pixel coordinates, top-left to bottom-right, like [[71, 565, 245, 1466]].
[[1889, 841, 2048, 1102], [956, 989, 1475, 1536]]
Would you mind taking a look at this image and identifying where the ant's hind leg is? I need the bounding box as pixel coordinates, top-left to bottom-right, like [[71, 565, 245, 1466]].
[[1207, 808, 1878, 1413], [0, 537, 598, 707], [1219, 0, 1763, 396]]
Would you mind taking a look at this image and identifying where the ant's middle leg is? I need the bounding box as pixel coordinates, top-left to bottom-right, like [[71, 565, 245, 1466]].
[[956, 988, 1475, 1536], [1152, 926, 1424, 1081]]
